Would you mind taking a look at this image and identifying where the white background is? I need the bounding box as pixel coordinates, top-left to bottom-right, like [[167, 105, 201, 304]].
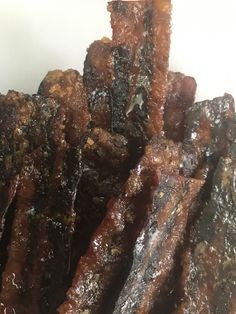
[[0, 0, 235, 101]]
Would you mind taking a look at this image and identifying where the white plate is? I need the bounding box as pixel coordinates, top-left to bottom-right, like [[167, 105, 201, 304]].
[[0, 0, 235, 101]]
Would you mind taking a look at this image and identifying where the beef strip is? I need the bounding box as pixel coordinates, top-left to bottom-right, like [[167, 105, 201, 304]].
[[58, 136, 183, 314], [176, 155, 236, 314], [0, 91, 61, 242], [0, 85, 89, 313], [69, 128, 130, 286], [163, 72, 197, 142], [182, 93, 235, 177], [108, 0, 172, 146], [0, 92, 50, 238], [38, 68, 90, 143], [83, 38, 113, 130], [113, 173, 203, 314]]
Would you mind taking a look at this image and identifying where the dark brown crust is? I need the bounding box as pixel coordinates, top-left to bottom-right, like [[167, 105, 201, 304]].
[[182, 93, 235, 177], [0, 91, 61, 242], [38, 69, 90, 144], [83, 38, 113, 130], [176, 157, 236, 314], [164, 72, 197, 142], [0, 88, 87, 313], [0, 177, 19, 240], [113, 173, 203, 314], [69, 128, 130, 289], [58, 136, 183, 314], [108, 0, 172, 142]]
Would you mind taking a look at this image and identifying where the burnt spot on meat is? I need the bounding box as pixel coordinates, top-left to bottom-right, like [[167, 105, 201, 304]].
[[111, 45, 132, 134], [108, 0, 172, 145]]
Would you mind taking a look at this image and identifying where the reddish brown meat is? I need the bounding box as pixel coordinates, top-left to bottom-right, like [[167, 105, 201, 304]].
[[108, 0, 172, 143], [164, 72, 197, 142], [69, 128, 130, 286], [58, 136, 183, 314], [176, 156, 236, 314], [0, 87, 87, 313], [182, 93, 235, 177], [38, 68, 90, 143], [113, 173, 203, 314], [83, 38, 113, 130], [0, 91, 61, 243]]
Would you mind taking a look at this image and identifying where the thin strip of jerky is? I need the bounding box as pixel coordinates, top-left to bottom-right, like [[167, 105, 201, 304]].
[[69, 128, 130, 289], [108, 0, 172, 141], [27, 144, 82, 314], [0, 147, 53, 314], [113, 173, 203, 314], [163, 72, 197, 142], [182, 93, 234, 177], [83, 38, 113, 130], [38, 68, 90, 144], [0, 92, 64, 312], [58, 136, 183, 314], [0, 91, 63, 279], [176, 156, 236, 314], [0, 92, 60, 241], [0, 89, 86, 313]]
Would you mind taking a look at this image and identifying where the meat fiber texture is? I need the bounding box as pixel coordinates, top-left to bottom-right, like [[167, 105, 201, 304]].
[[0, 0, 236, 313], [0, 72, 90, 314], [176, 155, 236, 314]]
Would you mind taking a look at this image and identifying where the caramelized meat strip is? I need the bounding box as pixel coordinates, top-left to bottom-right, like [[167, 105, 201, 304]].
[[38, 68, 90, 143], [113, 173, 203, 314], [69, 134, 183, 284], [176, 156, 236, 314], [182, 93, 234, 177], [108, 0, 172, 143], [83, 38, 113, 130], [164, 72, 197, 142], [0, 91, 60, 241], [69, 128, 130, 283], [0, 88, 87, 313], [58, 136, 183, 314]]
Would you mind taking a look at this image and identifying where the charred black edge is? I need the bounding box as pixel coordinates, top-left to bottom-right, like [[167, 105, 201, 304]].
[[111, 46, 131, 133], [0, 198, 17, 289]]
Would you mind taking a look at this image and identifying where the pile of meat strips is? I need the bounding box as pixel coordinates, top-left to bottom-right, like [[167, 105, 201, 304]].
[[0, 1, 235, 313]]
